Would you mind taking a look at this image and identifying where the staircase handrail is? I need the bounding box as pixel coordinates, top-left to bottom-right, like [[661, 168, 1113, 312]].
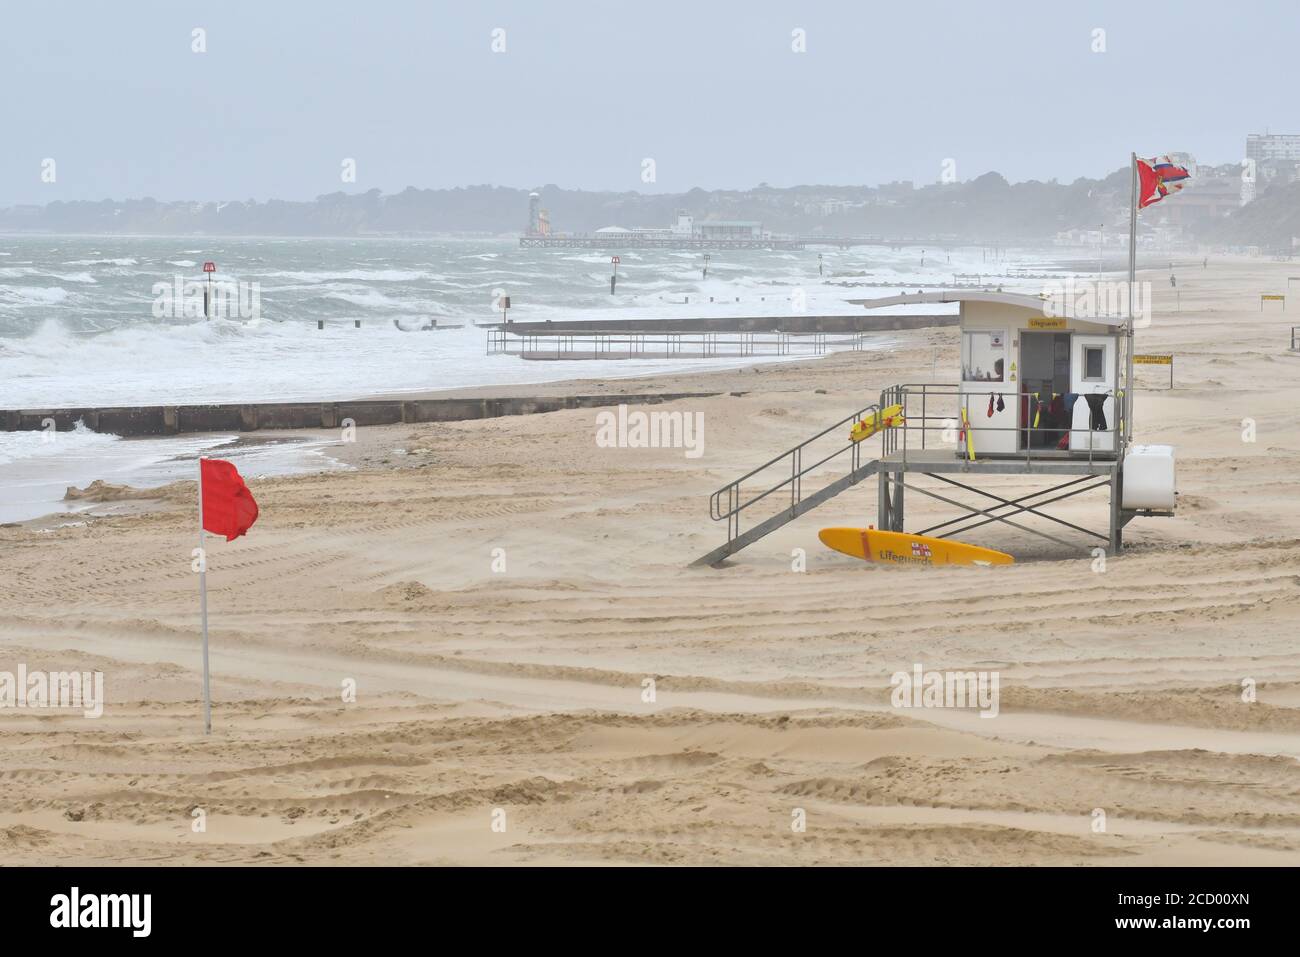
[[708, 403, 881, 522]]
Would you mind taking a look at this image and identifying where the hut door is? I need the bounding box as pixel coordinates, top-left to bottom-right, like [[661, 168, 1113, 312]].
[[1071, 335, 1115, 395], [1070, 335, 1117, 452], [1019, 332, 1071, 449]]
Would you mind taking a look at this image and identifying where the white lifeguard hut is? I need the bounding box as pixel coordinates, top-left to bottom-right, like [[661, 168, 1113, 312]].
[[875, 290, 1125, 456], [694, 289, 1176, 566]]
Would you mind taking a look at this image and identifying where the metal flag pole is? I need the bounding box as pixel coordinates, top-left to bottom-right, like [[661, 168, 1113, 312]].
[[1126, 152, 1138, 446], [197, 458, 212, 734]]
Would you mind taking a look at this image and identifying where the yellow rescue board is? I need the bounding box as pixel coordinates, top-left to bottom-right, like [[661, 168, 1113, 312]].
[[818, 528, 1014, 567], [849, 404, 905, 443]]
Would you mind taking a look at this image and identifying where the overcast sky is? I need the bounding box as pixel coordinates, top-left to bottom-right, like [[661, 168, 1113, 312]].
[[1, 0, 1293, 206]]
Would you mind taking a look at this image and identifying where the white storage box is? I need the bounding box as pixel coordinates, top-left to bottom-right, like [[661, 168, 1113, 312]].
[[1122, 444, 1176, 510]]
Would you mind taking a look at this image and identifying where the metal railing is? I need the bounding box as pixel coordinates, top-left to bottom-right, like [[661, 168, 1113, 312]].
[[882, 383, 1123, 471], [705, 383, 1124, 551], [709, 402, 881, 542], [486, 328, 876, 359]]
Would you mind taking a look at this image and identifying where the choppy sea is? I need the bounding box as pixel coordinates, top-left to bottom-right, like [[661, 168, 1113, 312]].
[[0, 234, 1069, 521]]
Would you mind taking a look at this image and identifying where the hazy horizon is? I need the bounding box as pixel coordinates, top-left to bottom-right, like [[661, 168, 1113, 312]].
[[2, 166, 1137, 208], [3, 0, 1294, 207]]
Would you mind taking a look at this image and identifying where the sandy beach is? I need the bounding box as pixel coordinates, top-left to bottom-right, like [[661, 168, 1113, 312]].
[[2, 258, 1299, 867]]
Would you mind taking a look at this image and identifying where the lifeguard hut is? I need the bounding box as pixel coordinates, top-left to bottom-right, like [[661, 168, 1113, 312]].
[[914, 290, 1124, 455], [694, 290, 1176, 565]]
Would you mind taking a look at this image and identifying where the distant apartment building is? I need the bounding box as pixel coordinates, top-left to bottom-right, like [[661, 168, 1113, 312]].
[[1246, 133, 1300, 165], [1244, 134, 1300, 195]]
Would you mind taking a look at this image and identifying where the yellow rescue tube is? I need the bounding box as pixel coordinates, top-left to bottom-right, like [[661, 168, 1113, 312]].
[[960, 406, 975, 461], [849, 404, 905, 443], [818, 528, 1014, 567]]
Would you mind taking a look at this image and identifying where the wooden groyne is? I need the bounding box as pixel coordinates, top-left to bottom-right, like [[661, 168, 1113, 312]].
[[0, 392, 723, 439]]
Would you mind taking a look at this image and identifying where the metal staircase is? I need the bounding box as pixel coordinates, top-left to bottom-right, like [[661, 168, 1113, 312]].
[[691, 402, 887, 566]]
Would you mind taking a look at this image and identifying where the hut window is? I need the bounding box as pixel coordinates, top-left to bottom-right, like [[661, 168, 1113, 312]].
[[1083, 345, 1105, 381], [962, 331, 1006, 382]]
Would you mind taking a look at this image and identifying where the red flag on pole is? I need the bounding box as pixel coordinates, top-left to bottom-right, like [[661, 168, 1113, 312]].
[[1136, 156, 1191, 209], [195, 457, 257, 734], [199, 458, 259, 541]]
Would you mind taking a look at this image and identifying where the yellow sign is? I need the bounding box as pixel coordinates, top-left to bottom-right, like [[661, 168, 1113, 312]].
[[1262, 294, 1285, 301], [1134, 354, 1172, 365], [1027, 317, 1068, 330]]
